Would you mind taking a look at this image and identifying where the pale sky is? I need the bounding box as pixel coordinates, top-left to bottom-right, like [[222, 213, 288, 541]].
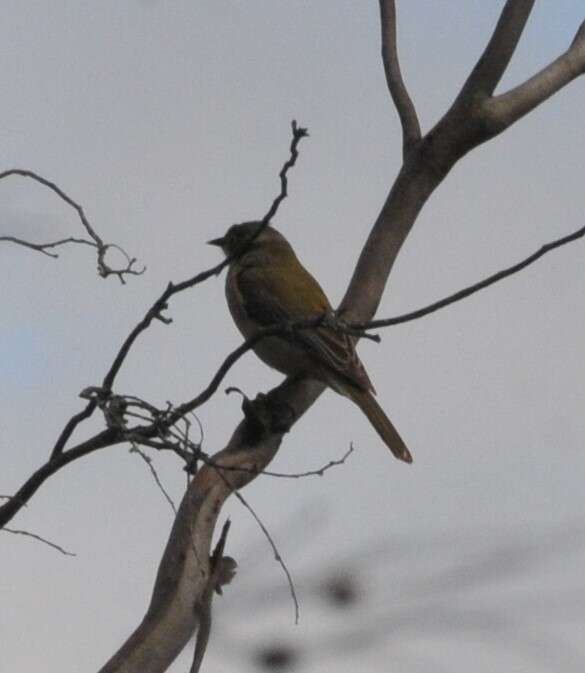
[[1, 2, 584, 672]]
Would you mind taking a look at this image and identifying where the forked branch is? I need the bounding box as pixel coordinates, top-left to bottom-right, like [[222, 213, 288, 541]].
[[483, 19, 585, 131], [0, 169, 144, 282], [459, 0, 535, 100]]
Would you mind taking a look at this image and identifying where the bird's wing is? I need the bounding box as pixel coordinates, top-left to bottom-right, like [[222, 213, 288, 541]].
[[236, 263, 373, 392], [236, 261, 330, 322]]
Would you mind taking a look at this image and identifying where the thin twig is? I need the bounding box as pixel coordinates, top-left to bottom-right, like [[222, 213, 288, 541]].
[[89, 391, 352, 481], [199, 444, 355, 480], [0, 168, 144, 282], [2, 527, 76, 556], [51, 400, 98, 458], [262, 120, 308, 223], [231, 487, 299, 624], [0, 169, 103, 243], [129, 444, 177, 514], [0, 235, 94, 258], [352, 221, 585, 330]]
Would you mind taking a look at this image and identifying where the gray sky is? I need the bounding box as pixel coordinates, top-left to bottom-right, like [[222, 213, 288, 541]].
[[1, 2, 584, 672]]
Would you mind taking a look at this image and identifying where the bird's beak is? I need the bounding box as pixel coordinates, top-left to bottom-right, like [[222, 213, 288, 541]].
[[207, 236, 226, 248]]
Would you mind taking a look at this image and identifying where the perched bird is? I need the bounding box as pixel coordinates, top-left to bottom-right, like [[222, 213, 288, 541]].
[[208, 221, 412, 463]]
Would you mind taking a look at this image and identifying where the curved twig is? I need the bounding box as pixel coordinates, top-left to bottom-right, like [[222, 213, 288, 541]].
[[0, 168, 144, 282], [230, 487, 300, 624], [379, 0, 421, 156]]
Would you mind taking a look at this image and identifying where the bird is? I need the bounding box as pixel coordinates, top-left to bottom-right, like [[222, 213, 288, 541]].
[[208, 221, 412, 463]]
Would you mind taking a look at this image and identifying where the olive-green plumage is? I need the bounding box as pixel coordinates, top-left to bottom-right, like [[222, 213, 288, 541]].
[[209, 222, 412, 463]]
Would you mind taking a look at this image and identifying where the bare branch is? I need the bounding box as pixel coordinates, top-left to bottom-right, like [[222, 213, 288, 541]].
[[97, 414, 288, 673], [230, 487, 300, 624], [0, 168, 144, 282], [459, 0, 535, 100], [199, 443, 354, 480], [0, 428, 122, 528], [73, 385, 354, 484], [0, 169, 103, 243], [379, 0, 421, 156], [261, 120, 308, 223], [483, 20, 585, 132], [339, 162, 441, 322], [51, 400, 98, 458], [2, 527, 76, 556], [0, 235, 94, 258], [351, 219, 585, 331], [341, 9, 585, 323]]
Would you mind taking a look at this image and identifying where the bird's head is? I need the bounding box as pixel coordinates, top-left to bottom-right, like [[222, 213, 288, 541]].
[[207, 221, 288, 258]]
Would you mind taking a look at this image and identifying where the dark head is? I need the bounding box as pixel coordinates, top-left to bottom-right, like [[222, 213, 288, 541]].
[[207, 222, 289, 257]]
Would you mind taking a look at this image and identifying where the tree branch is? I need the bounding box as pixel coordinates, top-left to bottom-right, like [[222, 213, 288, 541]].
[[0, 235, 94, 258], [0, 428, 121, 528], [458, 0, 535, 100], [98, 406, 290, 673], [0, 169, 144, 282], [483, 20, 585, 132], [262, 120, 308, 222], [352, 219, 585, 330], [379, 0, 421, 156], [2, 527, 76, 557], [129, 444, 178, 515], [51, 400, 98, 458]]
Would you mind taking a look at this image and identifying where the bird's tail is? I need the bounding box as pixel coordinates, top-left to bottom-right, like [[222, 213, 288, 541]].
[[347, 387, 413, 463]]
